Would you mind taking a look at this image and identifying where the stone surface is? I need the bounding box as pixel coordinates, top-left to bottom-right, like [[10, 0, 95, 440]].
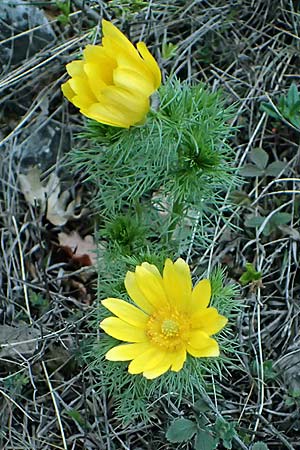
[[0, 0, 56, 71], [17, 120, 71, 171], [0, 324, 40, 359]]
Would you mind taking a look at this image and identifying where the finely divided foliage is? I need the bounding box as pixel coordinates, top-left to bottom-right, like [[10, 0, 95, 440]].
[[71, 79, 237, 218]]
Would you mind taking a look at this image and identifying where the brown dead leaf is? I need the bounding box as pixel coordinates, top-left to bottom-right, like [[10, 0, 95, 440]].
[[151, 189, 171, 216], [18, 167, 56, 209], [46, 184, 86, 226], [18, 166, 87, 226], [68, 279, 92, 304], [58, 231, 98, 266]]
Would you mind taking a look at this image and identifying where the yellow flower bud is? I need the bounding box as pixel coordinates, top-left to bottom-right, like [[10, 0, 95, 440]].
[[62, 20, 161, 128]]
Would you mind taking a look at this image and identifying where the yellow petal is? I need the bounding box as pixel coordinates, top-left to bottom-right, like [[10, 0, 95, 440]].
[[124, 271, 155, 314], [101, 31, 155, 85], [100, 86, 149, 119], [105, 342, 150, 361], [136, 41, 161, 89], [83, 63, 107, 99], [163, 258, 192, 310], [187, 330, 220, 357], [61, 81, 75, 102], [83, 45, 116, 84], [102, 298, 149, 328], [141, 262, 162, 279], [102, 19, 138, 60], [100, 317, 146, 342], [187, 343, 219, 357], [72, 94, 93, 110], [113, 67, 155, 97], [190, 279, 211, 313], [69, 76, 96, 101], [83, 50, 116, 86], [85, 102, 133, 128], [83, 44, 112, 63], [135, 265, 168, 310], [66, 60, 85, 78], [79, 107, 123, 127], [86, 88, 149, 127], [191, 307, 228, 335], [114, 48, 155, 84], [143, 358, 172, 379], [128, 347, 166, 374], [170, 347, 187, 372]]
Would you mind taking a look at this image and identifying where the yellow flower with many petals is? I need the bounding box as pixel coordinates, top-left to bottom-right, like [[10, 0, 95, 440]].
[[61, 19, 161, 128], [100, 258, 228, 379]]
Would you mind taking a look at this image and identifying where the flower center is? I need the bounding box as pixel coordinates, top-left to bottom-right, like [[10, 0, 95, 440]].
[[145, 308, 191, 351], [161, 319, 179, 336]]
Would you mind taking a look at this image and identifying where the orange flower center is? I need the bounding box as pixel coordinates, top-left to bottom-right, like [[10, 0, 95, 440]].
[[145, 308, 191, 351]]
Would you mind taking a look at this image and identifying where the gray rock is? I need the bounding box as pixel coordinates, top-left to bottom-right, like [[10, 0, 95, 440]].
[[0, 324, 40, 359], [0, 0, 56, 72], [17, 120, 71, 171]]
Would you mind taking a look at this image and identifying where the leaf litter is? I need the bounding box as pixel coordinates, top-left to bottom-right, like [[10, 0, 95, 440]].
[[18, 166, 88, 226], [58, 230, 98, 267]]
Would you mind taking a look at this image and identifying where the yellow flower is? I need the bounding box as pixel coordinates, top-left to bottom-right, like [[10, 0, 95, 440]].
[[100, 258, 228, 379], [61, 20, 161, 128]]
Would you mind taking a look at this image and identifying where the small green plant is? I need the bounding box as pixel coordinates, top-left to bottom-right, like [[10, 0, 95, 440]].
[[109, 0, 148, 17], [284, 387, 300, 407], [166, 413, 270, 450], [261, 82, 300, 130], [29, 290, 49, 312], [251, 443, 270, 450], [65, 409, 86, 428], [245, 212, 291, 237], [239, 263, 262, 286], [162, 41, 178, 60], [166, 418, 198, 444], [239, 147, 286, 178], [100, 214, 148, 256], [261, 360, 278, 382], [3, 373, 29, 396], [56, 0, 71, 25], [214, 417, 237, 449], [251, 360, 278, 382], [166, 413, 238, 450]]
